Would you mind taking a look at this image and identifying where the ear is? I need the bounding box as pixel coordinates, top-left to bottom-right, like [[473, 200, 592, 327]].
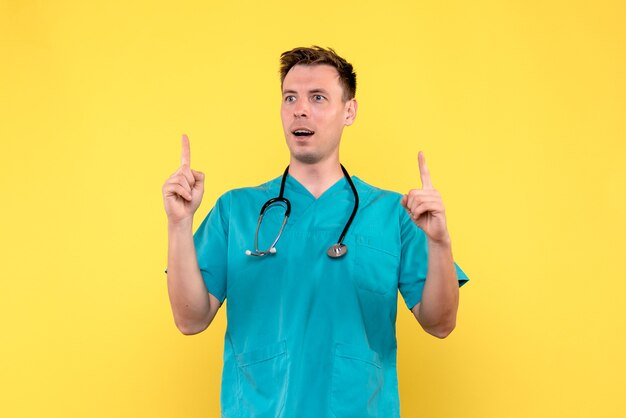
[[344, 99, 358, 126]]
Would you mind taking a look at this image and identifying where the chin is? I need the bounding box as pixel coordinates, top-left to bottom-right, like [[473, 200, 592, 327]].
[[293, 155, 320, 164], [292, 153, 322, 165]]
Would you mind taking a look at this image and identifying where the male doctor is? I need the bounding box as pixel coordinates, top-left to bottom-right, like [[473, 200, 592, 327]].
[[162, 46, 469, 417]]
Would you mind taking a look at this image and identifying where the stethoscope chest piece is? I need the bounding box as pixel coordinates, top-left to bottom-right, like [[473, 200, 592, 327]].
[[327, 243, 348, 258]]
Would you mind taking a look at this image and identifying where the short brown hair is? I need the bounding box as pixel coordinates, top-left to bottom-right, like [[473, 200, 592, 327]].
[[279, 46, 357, 101]]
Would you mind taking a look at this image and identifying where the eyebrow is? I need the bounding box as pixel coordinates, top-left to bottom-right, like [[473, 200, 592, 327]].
[[282, 88, 331, 96]]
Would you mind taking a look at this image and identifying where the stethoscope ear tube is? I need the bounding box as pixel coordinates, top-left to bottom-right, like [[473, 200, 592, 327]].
[[259, 197, 291, 218]]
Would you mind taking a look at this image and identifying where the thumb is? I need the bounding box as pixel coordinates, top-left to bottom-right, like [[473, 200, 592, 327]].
[[192, 170, 204, 188]]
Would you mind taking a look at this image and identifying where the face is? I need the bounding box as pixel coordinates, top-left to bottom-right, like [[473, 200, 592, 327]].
[[281, 64, 357, 165]]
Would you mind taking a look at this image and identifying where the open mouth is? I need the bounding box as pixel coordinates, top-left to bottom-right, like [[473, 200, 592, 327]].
[[292, 129, 315, 137]]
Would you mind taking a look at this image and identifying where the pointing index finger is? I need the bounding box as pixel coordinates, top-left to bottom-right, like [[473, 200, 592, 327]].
[[181, 134, 190, 166], [418, 151, 433, 189]]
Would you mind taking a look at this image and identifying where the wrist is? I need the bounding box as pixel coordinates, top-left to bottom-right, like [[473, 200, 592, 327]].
[[428, 234, 452, 250], [168, 217, 194, 233]]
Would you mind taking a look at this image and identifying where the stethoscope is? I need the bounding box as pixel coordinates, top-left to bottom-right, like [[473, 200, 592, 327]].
[[245, 165, 359, 258]]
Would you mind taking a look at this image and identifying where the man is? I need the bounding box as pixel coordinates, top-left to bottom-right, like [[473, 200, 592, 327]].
[[163, 46, 469, 417]]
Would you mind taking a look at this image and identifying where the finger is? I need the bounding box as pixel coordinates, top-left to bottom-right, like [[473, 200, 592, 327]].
[[178, 165, 195, 188], [407, 193, 416, 209], [407, 189, 440, 199], [181, 134, 191, 166], [418, 151, 433, 189], [164, 183, 192, 201], [410, 202, 437, 220], [400, 194, 408, 209], [414, 200, 445, 218], [407, 196, 439, 214], [406, 190, 430, 209], [170, 176, 192, 194]]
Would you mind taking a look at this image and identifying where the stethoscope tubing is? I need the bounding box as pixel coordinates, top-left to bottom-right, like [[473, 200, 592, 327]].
[[336, 164, 359, 246], [246, 165, 359, 258]]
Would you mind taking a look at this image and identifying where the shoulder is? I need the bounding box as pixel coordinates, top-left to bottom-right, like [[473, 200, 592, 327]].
[[217, 176, 282, 204], [352, 176, 403, 207], [352, 176, 416, 233]]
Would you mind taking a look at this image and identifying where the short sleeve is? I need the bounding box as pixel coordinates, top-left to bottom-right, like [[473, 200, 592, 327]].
[[398, 209, 469, 310], [193, 193, 231, 303]]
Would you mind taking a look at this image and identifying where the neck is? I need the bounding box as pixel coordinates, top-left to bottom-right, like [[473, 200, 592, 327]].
[[288, 157, 344, 199]]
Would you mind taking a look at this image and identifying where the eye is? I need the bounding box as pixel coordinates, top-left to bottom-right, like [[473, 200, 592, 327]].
[[284, 95, 296, 103], [313, 95, 325, 102]]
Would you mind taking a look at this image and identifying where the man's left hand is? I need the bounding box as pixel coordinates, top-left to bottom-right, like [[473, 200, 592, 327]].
[[400, 151, 450, 244]]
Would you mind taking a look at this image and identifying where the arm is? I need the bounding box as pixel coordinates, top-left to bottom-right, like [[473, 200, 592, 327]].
[[411, 238, 459, 338], [163, 134, 221, 335], [166, 219, 221, 335], [401, 152, 460, 338]]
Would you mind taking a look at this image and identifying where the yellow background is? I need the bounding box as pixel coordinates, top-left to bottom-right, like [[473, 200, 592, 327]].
[[1, 0, 625, 417]]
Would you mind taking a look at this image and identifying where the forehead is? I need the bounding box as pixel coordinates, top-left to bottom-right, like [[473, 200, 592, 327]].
[[282, 64, 342, 93]]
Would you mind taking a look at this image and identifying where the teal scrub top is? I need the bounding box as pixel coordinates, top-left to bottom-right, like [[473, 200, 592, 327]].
[[193, 174, 469, 418]]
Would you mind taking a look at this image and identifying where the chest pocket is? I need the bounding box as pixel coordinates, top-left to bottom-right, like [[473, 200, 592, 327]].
[[352, 234, 400, 295]]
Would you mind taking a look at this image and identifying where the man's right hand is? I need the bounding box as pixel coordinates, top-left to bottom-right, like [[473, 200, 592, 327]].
[[162, 134, 205, 224]]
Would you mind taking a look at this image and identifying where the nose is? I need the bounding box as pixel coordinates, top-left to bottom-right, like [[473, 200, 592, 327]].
[[293, 100, 309, 118]]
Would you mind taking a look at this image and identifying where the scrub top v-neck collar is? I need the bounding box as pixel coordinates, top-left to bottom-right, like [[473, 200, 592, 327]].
[[282, 173, 350, 202], [277, 174, 352, 228]]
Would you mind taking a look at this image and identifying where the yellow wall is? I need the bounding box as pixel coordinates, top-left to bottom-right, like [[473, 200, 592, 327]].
[[1, 1, 625, 416]]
